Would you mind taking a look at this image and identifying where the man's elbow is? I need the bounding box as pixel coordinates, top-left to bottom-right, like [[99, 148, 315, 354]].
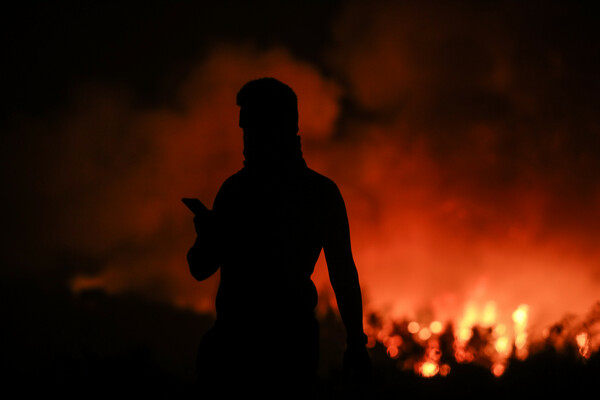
[[187, 247, 219, 281], [330, 269, 360, 293]]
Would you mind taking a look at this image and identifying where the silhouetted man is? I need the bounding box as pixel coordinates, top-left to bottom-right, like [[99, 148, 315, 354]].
[[186, 78, 370, 399]]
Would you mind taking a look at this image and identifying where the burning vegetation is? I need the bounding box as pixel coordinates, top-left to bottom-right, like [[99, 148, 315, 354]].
[[4, 278, 599, 399], [361, 300, 600, 380]]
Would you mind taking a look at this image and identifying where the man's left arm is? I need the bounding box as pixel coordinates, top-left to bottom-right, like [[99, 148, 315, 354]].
[[322, 182, 371, 377]]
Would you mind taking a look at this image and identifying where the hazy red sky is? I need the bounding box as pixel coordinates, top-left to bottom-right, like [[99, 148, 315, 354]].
[[3, 1, 599, 330]]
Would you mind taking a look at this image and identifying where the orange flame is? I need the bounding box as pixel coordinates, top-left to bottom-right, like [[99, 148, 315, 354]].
[[365, 299, 600, 378]]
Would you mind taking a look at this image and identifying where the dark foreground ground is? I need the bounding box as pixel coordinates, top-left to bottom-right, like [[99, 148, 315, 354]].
[[3, 277, 598, 399]]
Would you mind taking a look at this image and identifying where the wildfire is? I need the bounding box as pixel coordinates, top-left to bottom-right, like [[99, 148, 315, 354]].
[[512, 304, 529, 360], [365, 300, 600, 378], [430, 321, 443, 334], [575, 332, 591, 359]]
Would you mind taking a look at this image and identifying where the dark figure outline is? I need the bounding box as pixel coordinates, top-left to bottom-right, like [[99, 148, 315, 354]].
[[186, 78, 371, 399]]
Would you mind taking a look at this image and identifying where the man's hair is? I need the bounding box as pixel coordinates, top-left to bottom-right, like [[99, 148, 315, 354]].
[[236, 78, 299, 135]]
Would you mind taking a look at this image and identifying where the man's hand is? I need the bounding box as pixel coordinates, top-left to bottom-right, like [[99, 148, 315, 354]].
[[185, 198, 219, 281], [343, 344, 372, 398], [182, 198, 209, 217], [182, 198, 214, 237]]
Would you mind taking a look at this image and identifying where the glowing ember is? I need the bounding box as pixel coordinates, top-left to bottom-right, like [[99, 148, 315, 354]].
[[408, 321, 420, 334], [515, 333, 527, 349], [367, 336, 377, 349], [419, 361, 439, 378], [576, 332, 591, 359], [482, 301, 497, 327], [385, 333, 402, 359], [454, 346, 474, 363], [439, 364, 451, 377], [418, 327, 432, 341], [494, 336, 510, 356], [491, 363, 506, 377], [457, 327, 473, 343], [387, 345, 400, 359], [512, 304, 529, 326], [430, 321, 443, 334], [494, 324, 507, 336], [576, 332, 588, 348], [390, 335, 403, 347]]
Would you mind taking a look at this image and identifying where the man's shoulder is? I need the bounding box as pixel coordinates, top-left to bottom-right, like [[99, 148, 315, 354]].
[[304, 167, 329, 181], [304, 167, 341, 194], [219, 166, 342, 195], [215, 169, 246, 198], [223, 168, 246, 185]]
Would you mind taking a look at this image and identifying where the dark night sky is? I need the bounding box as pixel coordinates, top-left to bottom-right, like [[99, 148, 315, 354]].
[[2, 1, 339, 117]]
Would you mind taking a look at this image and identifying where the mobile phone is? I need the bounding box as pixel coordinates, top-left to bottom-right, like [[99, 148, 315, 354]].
[[182, 198, 209, 215]]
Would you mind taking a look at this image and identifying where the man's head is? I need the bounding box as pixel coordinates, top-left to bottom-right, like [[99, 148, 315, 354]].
[[237, 78, 302, 166], [236, 77, 299, 137]]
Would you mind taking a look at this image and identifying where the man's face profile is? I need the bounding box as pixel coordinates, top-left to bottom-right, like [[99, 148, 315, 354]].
[[240, 104, 284, 156]]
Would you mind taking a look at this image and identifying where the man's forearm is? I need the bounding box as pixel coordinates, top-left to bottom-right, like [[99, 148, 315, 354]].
[[188, 223, 220, 281], [332, 274, 367, 347]]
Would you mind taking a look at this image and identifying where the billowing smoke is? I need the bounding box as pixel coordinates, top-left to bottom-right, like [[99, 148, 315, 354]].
[[3, 45, 342, 312], [321, 1, 600, 329], [4, 1, 598, 340]]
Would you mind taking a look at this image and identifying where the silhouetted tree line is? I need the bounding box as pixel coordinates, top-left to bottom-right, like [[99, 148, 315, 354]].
[[2, 279, 598, 399]]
